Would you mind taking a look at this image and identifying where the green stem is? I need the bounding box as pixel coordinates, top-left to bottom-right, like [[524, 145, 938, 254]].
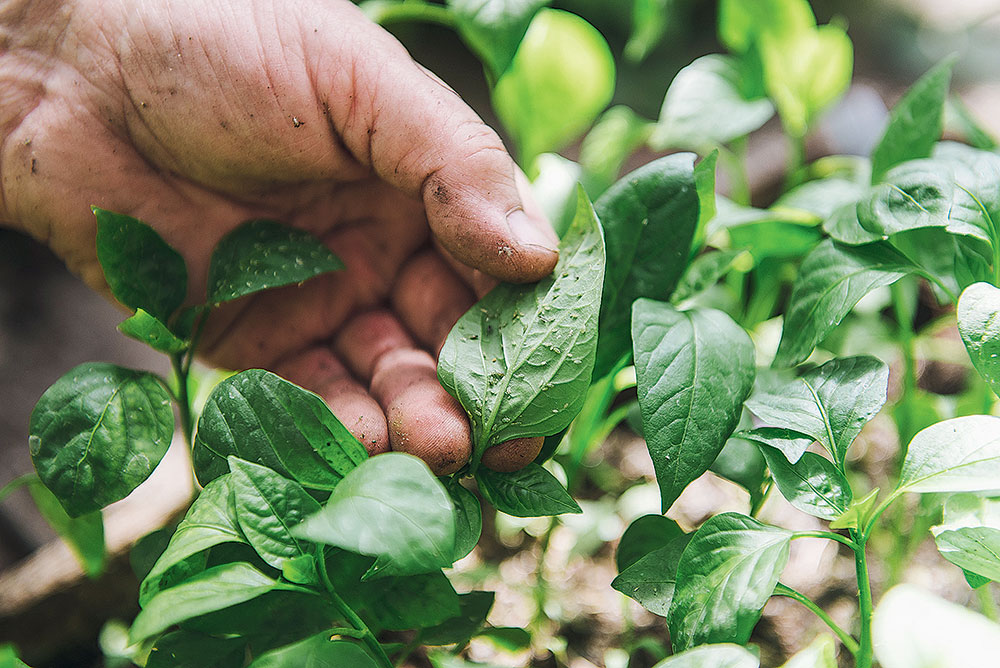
[[317, 553, 394, 668], [370, 2, 457, 28], [719, 140, 751, 206], [784, 131, 807, 192], [851, 531, 874, 668], [394, 631, 424, 667], [773, 583, 859, 656], [978, 584, 1000, 622], [750, 478, 773, 518], [0, 473, 37, 505], [172, 354, 195, 449], [532, 517, 555, 627], [791, 530, 857, 550]]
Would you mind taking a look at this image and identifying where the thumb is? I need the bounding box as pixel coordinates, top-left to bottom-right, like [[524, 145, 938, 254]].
[[306, 3, 558, 283]]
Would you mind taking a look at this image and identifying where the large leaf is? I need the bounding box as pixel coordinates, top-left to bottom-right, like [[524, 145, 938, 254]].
[[653, 643, 759, 668], [447, 0, 548, 79], [718, 0, 813, 55], [870, 58, 954, 183], [476, 463, 581, 517], [593, 154, 700, 378], [193, 369, 367, 489], [29, 362, 174, 516], [27, 479, 105, 577], [249, 634, 376, 668], [745, 356, 889, 467], [146, 632, 245, 668], [227, 457, 321, 569], [774, 240, 913, 366], [615, 514, 684, 571], [293, 453, 455, 578], [632, 300, 755, 512], [131, 562, 279, 643], [360, 571, 462, 631], [94, 207, 187, 321], [667, 513, 791, 651], [858, 160, 957, 237], [438, 188, 604, 460], [933, 527, 1000, 582], [206, 219, 343, 304], [756, 447, 852, 520], [492, 8, 614, 165], [958, 282, 1000, 397], [898, 415, 1000, 493], [611, 533, 691, 617]]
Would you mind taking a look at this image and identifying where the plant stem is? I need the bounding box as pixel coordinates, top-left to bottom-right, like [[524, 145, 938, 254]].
[[784, 132, 807, 192], [791, 530, 857, 550], [773, 583, 859, 656], [172, 354, 195, 449], [0, 473, 37, 505], [750, 478, 773, 518], [720, 139, 751, 206], [978, 584, 1000, 622], [851, 531, 875, 668], [317, 553, 394, 668], [532, 517, 555, 627], [370, 2, 457, 29]]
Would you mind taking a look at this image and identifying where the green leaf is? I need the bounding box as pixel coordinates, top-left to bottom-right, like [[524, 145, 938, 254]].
[[774, 240, 913, 366], [776, 177, 867, 221], [130, 562, 279, 643], [653, 643, 759, 668], [779, 635, 837, 668], [930, 141, 1000, 242], [131, 528, 172, 581], [632, 300, 755, 512], [946, 96, 998, 151], [438, 188, 605, 458], [29, 362, 174, 516], [873, 584, 1000, 667], [206, 219, 343, 304], [959, 282, 1000, 398], [898, 415, 1000, 493], [579, 106, 653, 196], [447, 0, 548, 80], [193, 369, 367, 489], [718, 0, 813, 55], [362, 571, 462, 630], [478, 627, 531, 651], [858, 160, 956, 238], [281, 554, 318, 585], [492, 9, 614, 166], [890, 227, 990, 300], [181, 589, 336, 646], [0, 645, 32, 668], [249, 634, 376, 668], [625, 0, 672, 62], [933, 527, 1000, 582], [227, 457, 322, 570], [710, 436, 768, 505], [612, 533, 691, 617], [668, 513, 791, 651], [672, 250, 745, 305], [870, 58, 955, 183], [146, 631, 245, 668], [822, 201, 881, 245], [93, 207, 188, 321], [829, 488, 879, 530], [26, 479, 104, 577], [593, 154, 700, 378], [118, 308, 188, 354], [449, 482, 482, 561], [615, 514, 684, 571], [734, 427, 814, 466], [756, 447, 852, 520], [650, 55, 773, 151], [422, 590, 495, 645], [745, 356, 889, 467], [293, 453, 455, 578], [476, 463, 581, 517]]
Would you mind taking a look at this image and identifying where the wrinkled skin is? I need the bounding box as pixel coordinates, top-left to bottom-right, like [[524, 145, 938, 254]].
[[0, 0, 558, 469]]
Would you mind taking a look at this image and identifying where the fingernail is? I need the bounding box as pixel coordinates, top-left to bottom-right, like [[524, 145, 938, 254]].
[[507, 209, 559, 253]]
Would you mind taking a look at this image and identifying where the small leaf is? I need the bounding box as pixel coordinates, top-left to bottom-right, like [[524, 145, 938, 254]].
[[118, 309, 188, 354], [652, 643, 759, 668], [422, 590, 496, 646], [870, 58, 955, 183], [735, 427, 815, 465], [27, 479, 104, 577], [668, 513, 791, 651], [898, 415, 1000, 494], [280, 554, 318, 585], [447, 0, 548, 80], [94, 207, 188, 321], [933, 527, 1000, 582], [130, 562, 278, 643], [29, 362, 174, 516], [779, 635, 837, 668], [227, 457, 322, 569], [776, 177, 867, 221], [632, 300, 755, 512], [774, 240, 913, 366], [579, 105, 653, 195], [193, 369, 367, 489], [625, 0, 671, 63], [293, 453, 455, 578], [756, 447, 852, 520], [248, 634, 376, 668], [829, 488, 880, 530], [612, 533, 691, 616], [615, 514, 684, 571], [0, 645, 33, 668], [710, 436, 768, 505], [146, 631, 245, 668], [958, 282, 1000, 398], [476, 463, 581, 517], [672, 250, 745, 305], [449, 482, 482, 561]]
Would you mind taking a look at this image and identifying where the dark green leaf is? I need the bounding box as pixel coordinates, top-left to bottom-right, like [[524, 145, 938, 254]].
[[672, 250, 744, 305], [745, 356, 888, 467], [449, 482, 482, 561], [206, 219, 343, 304], [958, 282, 1000, 397], [447, 0, 548, 79], [476, 463, 581, 517], [890, 227, 990, 300], [478, 627, 532, 651], [756, 447, 852, 520], [361, 571, 462, 630], [131, 562, 279, 643], [146, 631, 245, 668], [422, 591, 495, 646], [249, 634, 376, 668], [131, 529, 171, 581], [27, 480, 104, 577], [774, 240, 913, 366], [612, 533, 691, 616], [870, 58, 954, 183], [93, 207, 187, 321], [227, 457, 322, 569], [180, 590, 336, 647], [293, 453, 455, 578], [593, 154, 700, 378], [29, 362, 174, 516], [118, 309, 188, 354], [653, 643, 759, 667], [735, 427, 814, 464], [899, 415, 1000, 493], [615, 514, 683, 571], [632, 300, 755, 512], [438, 188, 604, 457], [193, 369, 367, 489], [710, 436, 768, 504], [668, 513, 791, 651], [929, 141, 1000, 242]]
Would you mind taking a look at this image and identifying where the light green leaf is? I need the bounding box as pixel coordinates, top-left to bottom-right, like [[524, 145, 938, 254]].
[[118, 308, 188, 354], [668, 513, 791, 651], [756, 447, 852, 520], [293, 453, 455, 578], [829, 488, 879, 530], [775, 177, 867, 221], [632, 300, 755, 512], [476, 463, 581, 517], [0, 645, 32, 668], [579, 105, 653, 196], [611, 533, 691, 617], [625, 0, 672, 63], [206, 219, 343, 304], [718, 0, 813, 55], [959, 282, 1000, 398], [447, 0, 548, 80], [27, 480, 104, 577], [899, 415, 1000, 493], [933, 527, 1000, 582], [858, 160, 956, 237], [193, 369, 367, 489], [249, 634, 376, 668], [779, 635, 837, 668], [492, 9, 614, 166], [29, 362, 174, 516], [438, 188, 604, 460], [653, 643, 759, 668]]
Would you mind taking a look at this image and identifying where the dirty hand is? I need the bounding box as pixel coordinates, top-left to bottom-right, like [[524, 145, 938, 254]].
[[0, 0, 557, 472]]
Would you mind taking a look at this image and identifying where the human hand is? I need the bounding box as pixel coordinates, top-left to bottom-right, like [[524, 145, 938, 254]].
[[0, 0, 557, 472]]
